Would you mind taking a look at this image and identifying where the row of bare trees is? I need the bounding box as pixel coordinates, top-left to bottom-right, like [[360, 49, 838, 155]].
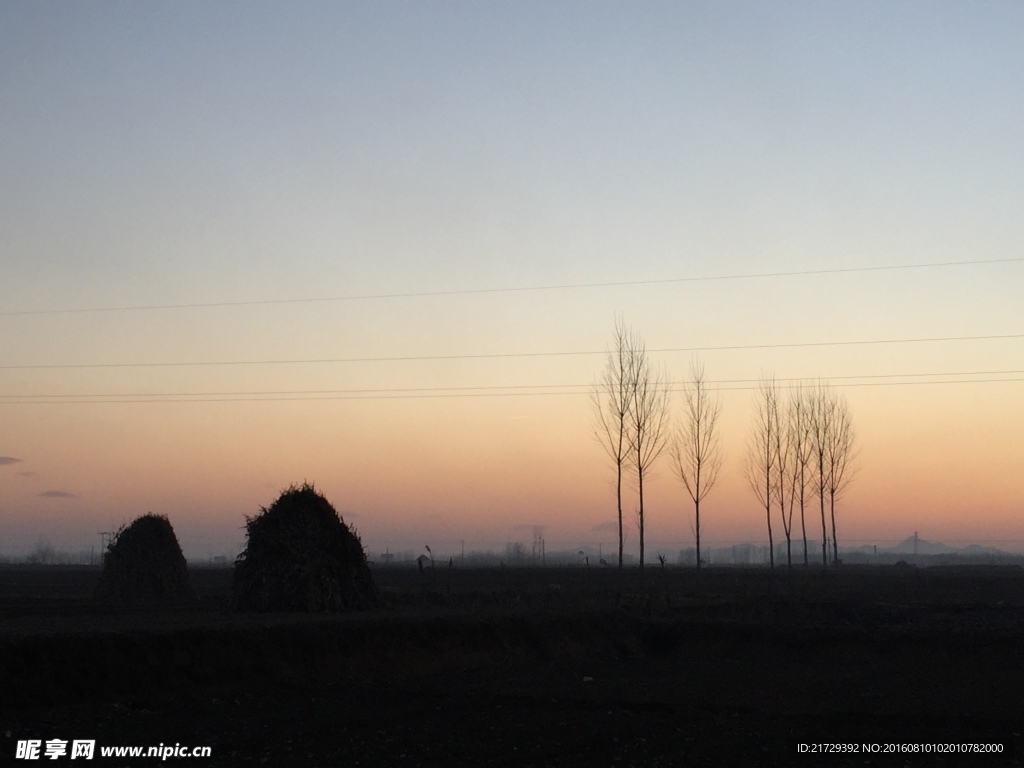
[[592, 317, 721, 569], [744, 378, 856, 568], [593, 318, 855, 570], [591, 318, 671, 568]]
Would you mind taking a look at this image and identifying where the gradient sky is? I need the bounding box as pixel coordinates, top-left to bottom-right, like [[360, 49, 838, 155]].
[[1, 1, 1022, 559]]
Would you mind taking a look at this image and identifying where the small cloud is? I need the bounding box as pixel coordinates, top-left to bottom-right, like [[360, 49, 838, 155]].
[[591, 521, 620, 533], [39, 490, 77, 499], [17, 471, 36, 477], [0, 456, 22, 466]]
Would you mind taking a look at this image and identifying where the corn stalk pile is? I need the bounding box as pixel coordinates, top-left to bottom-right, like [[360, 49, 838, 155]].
[[94, 513, 194, 604], [232, 483, 377, 612]]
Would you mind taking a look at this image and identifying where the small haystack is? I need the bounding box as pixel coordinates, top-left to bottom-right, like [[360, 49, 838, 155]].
[[232, 483, 377, 612], [94, 513, 194, 604]]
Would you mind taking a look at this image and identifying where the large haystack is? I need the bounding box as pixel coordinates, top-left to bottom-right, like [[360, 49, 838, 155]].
[[94, 513, 194, 604], [232, 483, 377, 612]]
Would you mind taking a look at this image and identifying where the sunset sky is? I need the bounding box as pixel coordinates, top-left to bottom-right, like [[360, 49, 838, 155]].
[[1, 2, 1022, 560]]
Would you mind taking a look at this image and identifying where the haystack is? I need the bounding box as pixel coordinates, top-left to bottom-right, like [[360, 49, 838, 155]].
[[232, 483, 377, 612], [94, 513, 194, 603]]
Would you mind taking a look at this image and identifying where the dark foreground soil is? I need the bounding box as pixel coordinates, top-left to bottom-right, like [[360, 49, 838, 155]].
[[2, 565, 1023, 767]]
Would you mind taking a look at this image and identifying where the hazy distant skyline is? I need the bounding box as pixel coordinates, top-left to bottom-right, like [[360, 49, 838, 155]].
[[1, 2, 1022, 558]]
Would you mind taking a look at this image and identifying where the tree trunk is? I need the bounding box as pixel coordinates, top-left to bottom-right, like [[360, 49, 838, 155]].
[[616, 463, 624, 570], [830, 492, 839, 566], [695, 497, 701, 571], [800, 487, 808, 567], [638, 469, 645, 569], [819, 490, 827, 566]]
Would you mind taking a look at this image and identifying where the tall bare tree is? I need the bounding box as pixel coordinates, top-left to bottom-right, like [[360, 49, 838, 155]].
[[787, 384, 815, 567], [825, 391, 856, 565], [808, 382, 834, 566], [745, 376, 779, 569], [773, 386, 796, 569], [671, 359, 722, 571], [626, 333, 670, 569], [591, 317, 635, 569]]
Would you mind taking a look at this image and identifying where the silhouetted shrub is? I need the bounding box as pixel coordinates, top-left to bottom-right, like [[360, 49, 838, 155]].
[[232, 483, 377, 612], [94, 513, 194, 604]]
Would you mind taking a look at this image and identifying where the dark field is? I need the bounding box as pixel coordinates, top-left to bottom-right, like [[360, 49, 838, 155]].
[[2, 564, 1023, 766]]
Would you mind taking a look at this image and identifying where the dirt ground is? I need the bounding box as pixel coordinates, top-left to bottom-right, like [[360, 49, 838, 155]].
[[2, 565, 1023, 766]]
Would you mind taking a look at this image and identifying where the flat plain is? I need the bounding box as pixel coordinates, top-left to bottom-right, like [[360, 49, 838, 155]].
[[2, 563, 1023, 766]]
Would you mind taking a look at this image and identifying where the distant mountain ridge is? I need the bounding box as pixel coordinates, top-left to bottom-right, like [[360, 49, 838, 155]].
[[846, 536, 1009, 558]]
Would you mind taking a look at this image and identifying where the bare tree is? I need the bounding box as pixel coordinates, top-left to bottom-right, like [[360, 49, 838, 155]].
[[745, 375, 779, 569], [671, 359, 723, 571], [773, 386, 796, 569], [787, 384, 814, 567], [626, 333, 671, 569], [591, 316, 635, 569], [826, 391, 857, 566], [808, 382, 834, 566]]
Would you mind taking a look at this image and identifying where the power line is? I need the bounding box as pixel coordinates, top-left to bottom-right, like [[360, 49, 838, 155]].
[[1, 332, 1021, 370], [2, 369, 1022, 401], [1, 257, 1020, 316], [2, 376, 1021, 405]]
